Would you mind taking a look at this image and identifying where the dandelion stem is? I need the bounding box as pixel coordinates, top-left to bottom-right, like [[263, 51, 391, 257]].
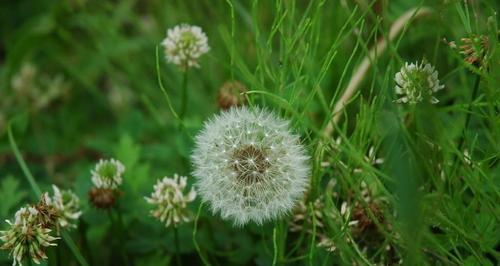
[[272, 225, 278, 266], [180, 70, 189, 120], [174, 226, 182, 266]]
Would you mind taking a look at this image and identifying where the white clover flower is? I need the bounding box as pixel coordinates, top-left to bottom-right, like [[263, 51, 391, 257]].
[[161, 24, 210, 70], [49, 185, 82, 229], [0, 206, 58, 266], [145, 174, 196, 228], [192, 106, 310, 226], [91, 158, 125, 189], [394, 61, 444, 104]]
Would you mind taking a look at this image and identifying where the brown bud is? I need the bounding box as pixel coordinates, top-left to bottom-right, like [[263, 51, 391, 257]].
[[447, 35, 489, 68], [35, 194, 60, 229], [88, 187, 118, 209], [217, 81, 247, 110], [351, 201, 384, 234]]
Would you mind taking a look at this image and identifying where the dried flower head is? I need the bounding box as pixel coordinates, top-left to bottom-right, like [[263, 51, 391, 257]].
[[145, 174, 196, 227], [394, 61, 444, 104], [35, 194, 60, 229], [0, 206, 58, 266], [91, 158, 125, 189], [458, 35, 489, 66], [447, 35, 490, 67], [49, 185, 82, 229], [88, 187, 118, 209], [192, 106, 310, 226], [217, 81, 247, 110], [161, 24, 210, 70]]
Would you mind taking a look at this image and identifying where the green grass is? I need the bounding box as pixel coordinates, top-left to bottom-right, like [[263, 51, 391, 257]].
[[0, 0, 499, 265]]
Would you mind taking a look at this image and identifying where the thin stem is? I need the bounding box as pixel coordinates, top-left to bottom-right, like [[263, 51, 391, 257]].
[[7, 123, 89, 266], [180, 70, 189, 120], [7, 123, 42, 197], [193, 203, 211, 266], [308, 202, 317, 266], [155, 45, 181, 122], [449, 74, 481, 176], [174, 227, 182, 266], [57, 243, 62, 266], [457, 74, 481, 151], [114, 208, 131, 266]]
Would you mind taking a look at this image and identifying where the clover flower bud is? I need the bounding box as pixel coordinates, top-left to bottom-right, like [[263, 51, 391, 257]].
[[145, 174, 196, 228], [161, 24, 210, 70], [394, 61, 444, 104], [91, 158, 125, 189], [217, 81, 247, 110]]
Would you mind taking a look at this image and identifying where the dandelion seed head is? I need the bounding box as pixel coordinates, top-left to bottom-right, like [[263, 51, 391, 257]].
[[394, 61, 444, 104], [192, 106, 310, 226], [161, 24, 210, 70]]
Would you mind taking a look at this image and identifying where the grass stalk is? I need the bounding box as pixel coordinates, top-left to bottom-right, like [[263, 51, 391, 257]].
[[7, 123, 90, 266]]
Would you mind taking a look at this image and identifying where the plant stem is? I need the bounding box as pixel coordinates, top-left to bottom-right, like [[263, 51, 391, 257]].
[[8, 123, 89, 266], [180, 70, 189, 120], [174, 226, 182, 266], [114, 207, 131, 266], [193, 203, 211, 266], [272, 225, 278, 266], [457, 74, 481, 151]]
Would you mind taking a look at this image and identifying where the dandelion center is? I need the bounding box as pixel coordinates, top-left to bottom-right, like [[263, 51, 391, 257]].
[[231, 145, 271, 184]]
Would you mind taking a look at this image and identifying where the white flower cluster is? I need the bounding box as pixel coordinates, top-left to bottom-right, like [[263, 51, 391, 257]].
[[394, 61, 444, 104], [91, 158, 125, 189], [145, 174, 196, 227], [161, 24, 210, 69], [0, 207, 59, 266], [192, 106, 310, 226], [47, 185, 82, 229]]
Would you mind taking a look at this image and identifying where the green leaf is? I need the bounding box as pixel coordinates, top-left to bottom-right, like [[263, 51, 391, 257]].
[[0, 175, 28, 219]]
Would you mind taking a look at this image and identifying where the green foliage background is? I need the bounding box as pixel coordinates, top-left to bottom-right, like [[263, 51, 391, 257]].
[[0, 0, 499, 265]]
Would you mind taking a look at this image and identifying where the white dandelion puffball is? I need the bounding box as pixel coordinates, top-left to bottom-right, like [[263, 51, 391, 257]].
[[91, 158, 125, 189], [161, 24, 210, 69], [394, 61, 444, 104], [192, 107, 310, 226], [145, 174, 196, 228]]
